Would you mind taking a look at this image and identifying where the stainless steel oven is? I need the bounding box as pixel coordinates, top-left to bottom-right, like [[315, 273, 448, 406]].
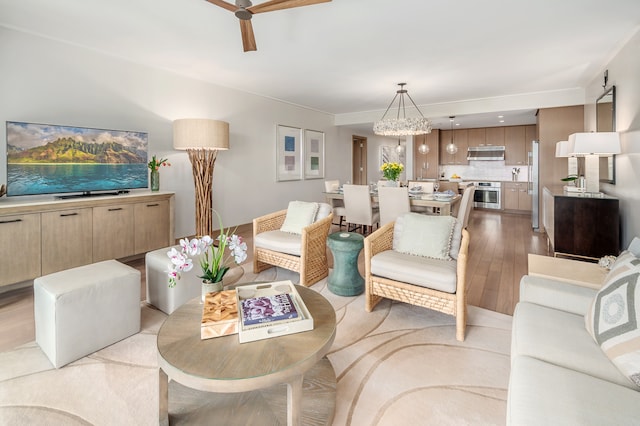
[[473, 181, 501, 209]]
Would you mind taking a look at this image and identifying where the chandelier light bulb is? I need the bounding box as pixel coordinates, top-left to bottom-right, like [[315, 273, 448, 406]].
[[418, 143, 429, 154]]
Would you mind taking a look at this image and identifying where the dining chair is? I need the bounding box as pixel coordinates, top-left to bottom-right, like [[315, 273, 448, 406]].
[[407, 181, 435, 214], [378, 186, 410, 226], [324, 179, 346, 229], [453, 185, 476, 228], [343, 184, 380, 235], [437, 181, 460, 193], [408, 181, 434, 193]]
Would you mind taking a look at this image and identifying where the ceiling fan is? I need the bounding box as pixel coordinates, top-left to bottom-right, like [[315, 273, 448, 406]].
[[206, 0, 331, 52]]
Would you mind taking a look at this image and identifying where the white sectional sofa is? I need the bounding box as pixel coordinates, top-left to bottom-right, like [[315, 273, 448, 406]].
[[508, 239, 640, 425]]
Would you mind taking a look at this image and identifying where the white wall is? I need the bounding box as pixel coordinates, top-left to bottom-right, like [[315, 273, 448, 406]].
[[584, 27, 640, 248], [0, 27, 339, 238]]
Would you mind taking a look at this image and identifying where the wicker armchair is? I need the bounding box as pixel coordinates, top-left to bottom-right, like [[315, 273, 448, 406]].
[[253, 205, 333, 287], [364, 219, 470, 341]]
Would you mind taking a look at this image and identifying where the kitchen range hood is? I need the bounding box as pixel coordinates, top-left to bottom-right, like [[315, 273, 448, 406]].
[[467, 145, 505, 160]]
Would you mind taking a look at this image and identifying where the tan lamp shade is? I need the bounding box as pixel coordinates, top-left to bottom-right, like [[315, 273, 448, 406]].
[[173, 119, 229, 150]]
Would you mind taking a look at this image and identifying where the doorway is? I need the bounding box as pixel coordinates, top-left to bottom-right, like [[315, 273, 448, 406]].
[[352, 136, 367, 185]]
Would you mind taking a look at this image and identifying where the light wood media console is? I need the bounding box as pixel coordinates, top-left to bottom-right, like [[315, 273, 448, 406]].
[[0, 191, 174, 289]]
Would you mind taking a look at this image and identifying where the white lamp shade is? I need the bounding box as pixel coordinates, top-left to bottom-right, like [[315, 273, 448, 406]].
[[567, 132, 620, 156], [173, 119, 229, 150], [555, 141, 569, 157]]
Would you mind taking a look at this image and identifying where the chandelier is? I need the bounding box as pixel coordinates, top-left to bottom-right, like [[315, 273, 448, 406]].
[[373, 83, 432, 136]]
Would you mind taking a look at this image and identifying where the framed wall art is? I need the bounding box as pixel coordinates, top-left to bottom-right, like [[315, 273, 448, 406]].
[[303, 129, 325, 179], [276, 124, 303, 181]]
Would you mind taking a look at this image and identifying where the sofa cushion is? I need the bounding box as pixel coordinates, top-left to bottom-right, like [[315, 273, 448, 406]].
[[280, 201, 319, 234], [585, 254, 640, 388], [315, 202, 332, 221], [392, 213, 456, 260], [254, 230, 301, 256], [370, 249, 457, 293], [507, 356, 640, 426], [519, 275, 598, 316]]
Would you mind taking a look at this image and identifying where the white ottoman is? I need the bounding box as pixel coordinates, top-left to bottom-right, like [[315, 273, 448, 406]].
[[145, 246, 201, 315], [146, 246, 245, 314], [34, 260, 141, 368]]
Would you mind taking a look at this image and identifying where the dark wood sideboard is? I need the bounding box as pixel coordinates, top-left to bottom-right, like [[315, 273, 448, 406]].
[[542, 186, 620, 260]]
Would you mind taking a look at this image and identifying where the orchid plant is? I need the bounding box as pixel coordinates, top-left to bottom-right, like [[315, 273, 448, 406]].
[[166, 211, 247, 287]]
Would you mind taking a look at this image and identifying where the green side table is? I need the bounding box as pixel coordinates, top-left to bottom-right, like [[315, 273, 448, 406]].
[[327, 232, 365, 296]]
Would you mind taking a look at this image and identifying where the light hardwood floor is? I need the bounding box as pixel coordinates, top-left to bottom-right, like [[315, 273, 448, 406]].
[[0, 209, 548, 352]]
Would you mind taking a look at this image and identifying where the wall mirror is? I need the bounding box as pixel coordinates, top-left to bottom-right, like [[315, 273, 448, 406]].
[[596, 85, 616, 184]]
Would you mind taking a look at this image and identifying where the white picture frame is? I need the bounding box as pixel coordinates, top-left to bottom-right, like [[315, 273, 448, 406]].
[[303, 129, 325, 179], [276, 125, 303, 181]]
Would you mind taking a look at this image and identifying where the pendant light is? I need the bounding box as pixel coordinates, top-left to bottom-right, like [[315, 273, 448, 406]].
[[445, 116, 458, 155], [396, 138, 404, 154], [418, 136, 430, 154]]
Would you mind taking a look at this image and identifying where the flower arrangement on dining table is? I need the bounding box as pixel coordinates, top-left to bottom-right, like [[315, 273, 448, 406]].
[[380, 162, 404, 181], [166, 211, 247, 287]]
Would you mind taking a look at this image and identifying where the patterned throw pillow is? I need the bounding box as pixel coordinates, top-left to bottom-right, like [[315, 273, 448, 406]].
[[585, 253, 640, 387], [280, 201, 319, 235]]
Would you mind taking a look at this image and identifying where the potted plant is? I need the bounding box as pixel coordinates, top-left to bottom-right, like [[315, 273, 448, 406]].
[[147, 155, 170, 191], [380, 162, 404, 185], [166, 211, 247, 300]]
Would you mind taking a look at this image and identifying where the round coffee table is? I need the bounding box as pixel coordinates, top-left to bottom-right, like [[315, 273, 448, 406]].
[[327, 232, 365, 296], [157, 285, 336, 425]]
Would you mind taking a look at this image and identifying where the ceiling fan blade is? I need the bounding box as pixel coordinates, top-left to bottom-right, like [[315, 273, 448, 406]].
[[205, 0, 237, 13], [249, 0, 331, 14], [240, 19, 257, 52]]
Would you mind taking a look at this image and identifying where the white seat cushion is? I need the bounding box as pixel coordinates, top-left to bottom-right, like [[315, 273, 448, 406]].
[[508, 356, 640, 426], [370, 249, 457, 293], [255, 230, 302, 256], [280, 201, 319, 234], [512, 302, 633, 389]]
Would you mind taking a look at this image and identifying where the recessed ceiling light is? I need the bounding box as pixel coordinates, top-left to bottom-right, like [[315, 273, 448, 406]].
[[499, 120, 505, 123], [498, 115, 504, 118], [455, 123, 460, 126]]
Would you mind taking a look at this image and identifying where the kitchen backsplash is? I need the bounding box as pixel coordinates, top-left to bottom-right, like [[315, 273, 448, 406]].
[[440, 161, 529, 182]]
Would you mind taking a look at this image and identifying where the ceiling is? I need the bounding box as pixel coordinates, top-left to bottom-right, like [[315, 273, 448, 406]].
[[1, 0, 639, 130]]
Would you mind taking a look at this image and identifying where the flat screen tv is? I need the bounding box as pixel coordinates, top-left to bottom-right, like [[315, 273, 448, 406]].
[[6, 121, 148, 198]]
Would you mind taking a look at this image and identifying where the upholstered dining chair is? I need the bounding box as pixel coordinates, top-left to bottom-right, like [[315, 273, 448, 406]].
[[453, 185, 476, 229], [253, 201, 333, 287], [378, 186, 410, 226], [407, 181, 435, 214], [343, 184, 380, 235], [324, 179, 346, 229], [364, 212, 470, 341]]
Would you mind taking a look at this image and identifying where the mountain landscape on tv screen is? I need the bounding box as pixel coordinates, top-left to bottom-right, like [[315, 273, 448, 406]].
[[7, 137, 145, 164]]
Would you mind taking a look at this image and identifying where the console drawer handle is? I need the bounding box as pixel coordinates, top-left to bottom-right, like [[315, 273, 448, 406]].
[[108, 208, 123, 211], [147, 203, 159, 207], [0, 219, 22, 224], [60, 212, 79, 217]]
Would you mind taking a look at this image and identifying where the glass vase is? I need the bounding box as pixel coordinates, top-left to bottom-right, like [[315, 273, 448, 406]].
[[150, 170, 160, 192]]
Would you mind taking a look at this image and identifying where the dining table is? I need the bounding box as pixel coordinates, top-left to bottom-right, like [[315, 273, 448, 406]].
[[324, 190, 461, 216]]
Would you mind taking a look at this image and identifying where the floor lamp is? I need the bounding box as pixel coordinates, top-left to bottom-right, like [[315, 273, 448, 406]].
[[173, 119, 229, 237]]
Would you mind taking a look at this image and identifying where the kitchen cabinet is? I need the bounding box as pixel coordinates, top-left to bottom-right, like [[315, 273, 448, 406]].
[[0, 192, 174, 288], [485, 127, 505, 146], [440, 129, 468, 165], [0, 213, 41, 286], [505, 126, 527, 166], [467, 128, 486, 147], [503, 182, 531, 212], [413, 130, 439, 179], [543, 186, 619, 259]]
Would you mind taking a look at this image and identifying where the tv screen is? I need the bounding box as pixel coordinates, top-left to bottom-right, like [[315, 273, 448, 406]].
[[6, 121, 148, 197]]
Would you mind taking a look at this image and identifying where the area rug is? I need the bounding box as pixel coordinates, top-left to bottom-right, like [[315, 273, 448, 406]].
[[0, 266, 512, 425]]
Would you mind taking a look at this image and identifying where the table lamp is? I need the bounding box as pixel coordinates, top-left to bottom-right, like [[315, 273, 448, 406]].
[[555, 140, 578, 177], [173, 119, 229, 237], [567, 132, 620, 193]]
